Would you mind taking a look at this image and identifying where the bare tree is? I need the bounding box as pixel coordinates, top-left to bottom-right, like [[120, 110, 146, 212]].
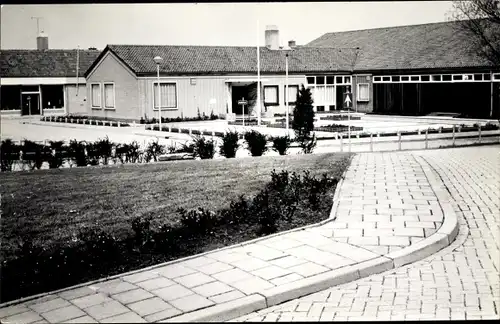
[[450, 0, 500, 65]]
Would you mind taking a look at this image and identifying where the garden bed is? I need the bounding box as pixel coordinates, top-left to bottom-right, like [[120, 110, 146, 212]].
[[41, 115, 130, 127], [319, 115, 362, 121], [0, 153, 351, 303]]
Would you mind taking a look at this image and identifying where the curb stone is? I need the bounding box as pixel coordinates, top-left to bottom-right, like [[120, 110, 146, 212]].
[[0, 155, 352, 309]]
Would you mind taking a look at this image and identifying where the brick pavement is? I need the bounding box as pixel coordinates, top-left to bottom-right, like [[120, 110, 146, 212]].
[[0, 145, 478, 323], [232, 146, 500, 321]]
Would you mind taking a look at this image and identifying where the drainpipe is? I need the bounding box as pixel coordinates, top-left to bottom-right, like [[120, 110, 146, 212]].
[[76, 45, 80, 96]]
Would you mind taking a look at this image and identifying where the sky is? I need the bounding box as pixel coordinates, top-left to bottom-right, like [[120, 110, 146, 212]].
[[1, 2, 456, 50]]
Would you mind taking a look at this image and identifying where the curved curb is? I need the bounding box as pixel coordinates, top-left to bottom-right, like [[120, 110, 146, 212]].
[[0, 155, 352, 310], [164, 153, 460, 322]]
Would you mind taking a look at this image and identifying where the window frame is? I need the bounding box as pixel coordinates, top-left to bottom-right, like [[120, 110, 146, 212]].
[[152, 81, 178, 110], [90, 83, 102, 109], [103, 82, 116, 110], [357, 83, 370, 102], [285, 85, 299, 105], [263, 85, 279, 105]]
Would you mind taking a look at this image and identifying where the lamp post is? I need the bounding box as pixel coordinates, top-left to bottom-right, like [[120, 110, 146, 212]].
[[285, 53, 289, 134], [154, 56, 163, 132]]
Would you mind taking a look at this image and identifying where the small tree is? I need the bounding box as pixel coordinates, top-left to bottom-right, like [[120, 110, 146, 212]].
[[271, 136, 291, 155], [244, 130, 268, 156], [219, 130, 240, 158], [192, 136, 216, 159], [292, 85, 317, 153]]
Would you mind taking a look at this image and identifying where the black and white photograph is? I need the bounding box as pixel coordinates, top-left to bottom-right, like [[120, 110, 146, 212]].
[[0, 1, 499, 322]]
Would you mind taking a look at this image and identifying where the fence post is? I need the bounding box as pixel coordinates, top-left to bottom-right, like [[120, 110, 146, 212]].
[[418, 129, 421, 135], [65, 117, 68, 123], [478, 124, 481, 144], [169, 125, 172, 133], [118, 121, 121, 127], [133, 120, 136, 127], [178, 128, 182, 134], [452, 126, 456, 146], [425, 128, 429, 149], [189, 128, 192, 136], [370, 134, 373, 152], [212, 130, 215, 137], [398, 131, 402, 151], [340, 135, 343, 152]]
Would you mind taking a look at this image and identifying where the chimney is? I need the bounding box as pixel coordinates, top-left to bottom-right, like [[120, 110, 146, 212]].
[[265, 25, 279, 50], [37, 32, 48, 50], [288, 40, 296, 48]]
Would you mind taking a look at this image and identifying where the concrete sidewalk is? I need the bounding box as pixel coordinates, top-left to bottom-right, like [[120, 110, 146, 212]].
[[0, 151, 459, 323]]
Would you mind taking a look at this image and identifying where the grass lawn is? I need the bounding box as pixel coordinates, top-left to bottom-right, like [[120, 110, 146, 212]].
[[1, 153, 351, 263]]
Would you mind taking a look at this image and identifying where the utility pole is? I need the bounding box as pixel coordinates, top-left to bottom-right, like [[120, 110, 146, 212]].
[[31, 16, 43, 34]]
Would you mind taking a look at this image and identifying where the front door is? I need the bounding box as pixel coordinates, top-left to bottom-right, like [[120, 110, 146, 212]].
[[21, 93, 40, 116]]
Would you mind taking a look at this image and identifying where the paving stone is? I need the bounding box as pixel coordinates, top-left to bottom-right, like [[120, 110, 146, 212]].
[[379, 235, 411, 246], [0, 304, 31, 319], [212, 267, 255, 284], [127, 297, 174, 317], [100, 311, 147, 323], [261, 237, 305, 250], [111, 288, 155, 304], [144, 308, 183, 322], [269, 255, 309, 269], [151, 284, 195, 301], [287, 262, 329, 277], [168, 293, 215, 312], [209, 289, 247, 304], [233, 257, 271, 272], [41, 305, 86, 323], [71, 293, 113, 309], [84, 300, 129, 320], [173, 271, 215, 288], [192, 281, 234, 297], [122, 270, 160, 283], [181, 256, 217, 269], [94, 279, 137, 295], [270, 273, 304, 286], [58, 286, 96, 300], [2, 310, 43, 324], [197, 260, 235, 274], [135, 276, 176, 290], [229, 276, 275, 294], [155, 263, 197, 279], [29, 297, 71, 314], [65, 315, 98, 323], [395, 227, 425, 237], [347, 236, 379, 246]]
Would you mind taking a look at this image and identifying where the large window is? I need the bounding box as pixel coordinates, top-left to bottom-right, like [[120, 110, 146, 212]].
[[264, 85, 279, 105], [0, 86, 21, 110], [357, 83, 370, 102], [285, 85, 299, 104], [41, 85, 64, 109], [153, 82, 177, 109], [104, 83, 115, 109], [91, 83, 101, 108]]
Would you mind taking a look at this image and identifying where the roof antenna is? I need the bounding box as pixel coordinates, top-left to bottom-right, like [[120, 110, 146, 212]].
[[31, 16, 43, 35]]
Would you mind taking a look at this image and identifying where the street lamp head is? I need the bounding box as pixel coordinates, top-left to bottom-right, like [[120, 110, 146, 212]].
[[153, 56, 163, 65]]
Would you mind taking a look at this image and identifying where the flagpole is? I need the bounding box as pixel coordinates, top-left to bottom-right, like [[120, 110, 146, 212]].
[[257, 19, 261, 126]]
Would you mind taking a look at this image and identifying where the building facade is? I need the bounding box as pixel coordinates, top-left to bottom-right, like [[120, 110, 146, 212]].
[[0, 46, 100, 118]]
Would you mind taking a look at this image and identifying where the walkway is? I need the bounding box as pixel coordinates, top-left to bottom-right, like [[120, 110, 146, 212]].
[[233, 146, 500, 321], [0, 146, 495, 323]]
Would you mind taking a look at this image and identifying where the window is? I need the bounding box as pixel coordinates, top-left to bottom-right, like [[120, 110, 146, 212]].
[[421, 75, 430, 82], [357, 83, 369, 102], [264, 85, 279, 105], [153, 82, 177, 109], [41, 85, 64, 109], [306, 76, 315, 84], [1, 85, 21, 110], [285, 85, 299, 104], [316, 76, 325, 85], [326, 76, 334, 84], [104, 83, 115, 109], [91, 83, 101, 108]]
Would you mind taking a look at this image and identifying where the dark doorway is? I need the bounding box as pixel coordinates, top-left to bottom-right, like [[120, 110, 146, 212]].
[[232, 83, 257, 115], [21, 93, 40, 116], [336, 85, 349, 110]]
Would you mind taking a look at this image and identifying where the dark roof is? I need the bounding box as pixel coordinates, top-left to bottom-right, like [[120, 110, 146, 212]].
[[307, 20, 496, 71], [85, 45, 358, 76], [0, 49, 101, 78]]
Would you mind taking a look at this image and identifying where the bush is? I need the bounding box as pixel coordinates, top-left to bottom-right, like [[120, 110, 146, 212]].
[[219, 130, 240, 158], [144, 140, 166, 162], [21, 140, 47, 170], [177, 207, 218, 236], [271, 136, 291, 155], [68, 140, 88, 167], [47, 141, 66, 169], [299, 132, 317, 154], [1, 139, 20, 172], [244, 130, 268, 156], [292, 85, 317, 154], [95, 136, 115, 165], [192, 136, 215, 159]]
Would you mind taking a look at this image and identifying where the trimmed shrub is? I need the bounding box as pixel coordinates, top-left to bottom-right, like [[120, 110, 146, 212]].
[[1, 139, 20, 172], [68, 140, 88, 167], [292, 86, 317, 154], [271, 136, 291, 155], [21, 140, 47, 170], [192, 136, 215, 159], [244, 130, 268, 156], [47, 141, 66, 169], [177, 207, 218, 236], [219, 130, 240, 158]]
